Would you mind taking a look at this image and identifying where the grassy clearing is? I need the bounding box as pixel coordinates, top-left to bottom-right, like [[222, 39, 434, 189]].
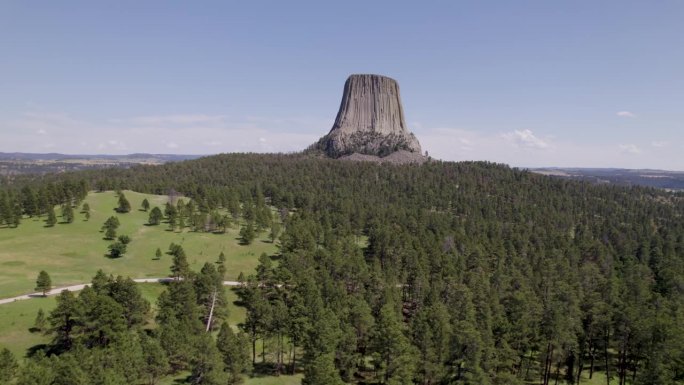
[[0, 190, 295, 382], [245, 374, 303, 385], [0, 190, 276, 298], [0, 296, 56, 358]]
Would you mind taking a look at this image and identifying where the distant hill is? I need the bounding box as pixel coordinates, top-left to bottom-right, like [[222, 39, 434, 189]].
[[532, 167, 684, 191], [0, 152, 203, 176], [0, 152, 201, 162]]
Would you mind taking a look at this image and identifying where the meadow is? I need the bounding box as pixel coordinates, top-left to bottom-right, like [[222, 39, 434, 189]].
[[0, 190, 276, 298]]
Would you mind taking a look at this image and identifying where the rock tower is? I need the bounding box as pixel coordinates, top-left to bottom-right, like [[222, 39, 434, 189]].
[[315, 74, 422, 158]]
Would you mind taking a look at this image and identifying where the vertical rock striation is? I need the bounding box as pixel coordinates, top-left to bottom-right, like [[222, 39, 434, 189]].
[[314, 74, 422, 158]]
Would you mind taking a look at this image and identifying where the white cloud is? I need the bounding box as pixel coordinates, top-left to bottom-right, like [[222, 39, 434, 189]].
[[502, 129, 549, 149], [37, 129, 47, 135], [618, 144, 642, 154], [416, 126, 684, 169], [166, 142, 179, 149], [651, 141, 668, 148], [458, 138, 474, 152], [204, 140, 222, 147], [616, 111, 636, 118], [100, 140, 128, 151]]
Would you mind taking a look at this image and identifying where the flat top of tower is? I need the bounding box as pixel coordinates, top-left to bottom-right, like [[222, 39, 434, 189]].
[[346, 74, 398, 83]]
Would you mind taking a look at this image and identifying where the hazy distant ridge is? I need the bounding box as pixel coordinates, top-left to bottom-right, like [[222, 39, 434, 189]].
[[0, 152, 202, 162], [532, 167, 684, 191]]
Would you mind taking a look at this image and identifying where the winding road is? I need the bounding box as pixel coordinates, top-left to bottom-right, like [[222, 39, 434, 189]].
[[0, 278, 241, 305]]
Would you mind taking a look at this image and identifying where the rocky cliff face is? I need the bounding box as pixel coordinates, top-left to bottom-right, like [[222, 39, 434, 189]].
[[314, 74, 422, 158]]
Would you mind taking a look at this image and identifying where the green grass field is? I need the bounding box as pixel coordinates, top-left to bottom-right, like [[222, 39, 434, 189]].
[[0, 295, 56, 358], [0, 190, 299, 383], [0, 190, 276, 298]]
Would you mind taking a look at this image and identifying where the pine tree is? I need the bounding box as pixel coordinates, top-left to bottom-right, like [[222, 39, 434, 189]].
[[91, 269, 111, 294], [0, 348, 18, 383], [16, 352, 55, 384], [239, 221, 256, 245], [117, 193, 131, 213], [148, 206, 163, 225], [82, 294, 126, 347], [190, 334, 228, 385], [155, 247, 162, 260], [141, 334, 169, 385], [217, 251, 227, 278], [48, 290, 83, 351], [217, 322, 251, 384], [411, 302, 452, 384], [51, 353, 88, 385], [170, 246, 190, 279], [269, 220, 281, 243], [370, 303, 417, 385], [165, 203, 177, 231], [46, 206, 57, 227], [61, 203, 74, 223], [195, 263, 228, 330], [102, 216, 120, 239], [141, 198, 150, 212], [108, 241, 127, 258], [302, 353, 344, 385], [21, 186, 38, 217], [34, 308, 47, 332], [35, 270, 52, 296], [157, 281, 203, 370], [107, 276, 150, 328]]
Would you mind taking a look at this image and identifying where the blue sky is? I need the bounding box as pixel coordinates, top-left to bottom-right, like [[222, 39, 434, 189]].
[[1, 1, 683, 169]]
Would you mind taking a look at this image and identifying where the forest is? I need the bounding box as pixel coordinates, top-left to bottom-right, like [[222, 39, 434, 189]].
[[0, 153, 683, 385]]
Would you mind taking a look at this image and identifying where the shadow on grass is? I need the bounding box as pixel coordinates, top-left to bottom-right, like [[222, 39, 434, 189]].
[[171, 375, 191, 384], [230, 287, 247, 307], [250, 362, 296, 377], [26, 344, 49, 358]]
